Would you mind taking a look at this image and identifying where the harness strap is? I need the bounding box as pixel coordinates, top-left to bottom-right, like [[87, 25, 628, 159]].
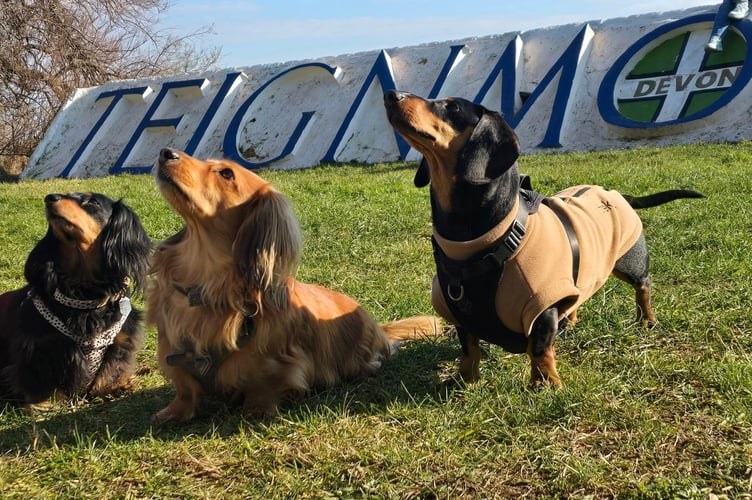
[[167, 283, 257, 389], [433, 185, 590, 351], [542, 186, 591, 285], [30, 292, 131, 390], [165, 316, 256, 391], [173, 284, 205, 307], [436, 190, 543, 289], [542, 201, 580, 284], [433, 190, 543, 353]]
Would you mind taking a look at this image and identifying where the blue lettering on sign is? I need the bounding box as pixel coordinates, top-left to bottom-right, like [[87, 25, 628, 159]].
[[427, 45, 467, 98], [598, 14, 752, 128], [224, 63, 338, 169], [322, 50, 401, 162], [112, 78, 209, 175], [52, 24, 615, 177], [476, 26, 591, 147], [474, 36, 520, 124], [185, 72, 243, 156], [323, 45, 468, 163], [60, 87, 150, 178]]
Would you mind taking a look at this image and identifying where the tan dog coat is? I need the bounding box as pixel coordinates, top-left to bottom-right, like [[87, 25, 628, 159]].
[[432, 185, 643, 336]]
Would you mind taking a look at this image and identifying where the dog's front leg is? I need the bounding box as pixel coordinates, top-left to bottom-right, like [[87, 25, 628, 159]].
[[241, 385, 282, 419], [457, 327, 481, 383], [153, 333, 203, 423], [527, 307, 562, 388], [153, 369, 203, 424]]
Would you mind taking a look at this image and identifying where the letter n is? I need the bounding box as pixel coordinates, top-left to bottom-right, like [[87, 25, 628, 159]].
[[322, 50, 408, 162]]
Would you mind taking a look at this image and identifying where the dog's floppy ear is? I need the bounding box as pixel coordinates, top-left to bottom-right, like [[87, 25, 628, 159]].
[[414, 157, 430, 188], [100, 201, 152, 292], [457, 110, 520, 184], [233, 187, 302, 313]]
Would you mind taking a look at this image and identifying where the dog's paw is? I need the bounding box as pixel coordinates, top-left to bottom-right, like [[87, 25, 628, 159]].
[[242, 400, 278, 420], [642, 318, 658, 329], [558, 310, 578, 332], [458, 368, 480, 384], [23, 401, 54, 416], [151, 408, 191, 425], [89, 376, 137, 399], [529, 368, 562, 389], [458, 352, 481, 383], [529, 377, 563, 390], [151, 401, 196, 425]]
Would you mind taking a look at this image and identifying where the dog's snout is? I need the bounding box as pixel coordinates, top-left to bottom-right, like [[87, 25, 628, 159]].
[[44, 194, 63, 204], [159, 148, 180, 163], [384, 90, 409, 104]]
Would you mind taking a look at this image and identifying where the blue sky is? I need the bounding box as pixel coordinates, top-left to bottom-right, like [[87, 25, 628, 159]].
[[160, 0, 717, 68]]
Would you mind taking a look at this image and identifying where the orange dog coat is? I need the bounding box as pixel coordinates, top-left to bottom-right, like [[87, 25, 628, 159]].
[[432, 185, 644, 336]]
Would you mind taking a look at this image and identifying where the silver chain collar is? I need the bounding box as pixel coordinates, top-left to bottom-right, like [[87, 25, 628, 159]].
[[30, 292, 132, 391]]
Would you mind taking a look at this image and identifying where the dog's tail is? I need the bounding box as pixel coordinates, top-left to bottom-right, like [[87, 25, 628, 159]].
[[622, 189, 704, 209], [382, 316, 443, 350]]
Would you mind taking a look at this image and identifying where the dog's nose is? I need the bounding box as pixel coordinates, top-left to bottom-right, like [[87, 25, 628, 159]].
[[384, 90, 409, 104], [159, 148, 180, 163], [44, 193, 63, 204]]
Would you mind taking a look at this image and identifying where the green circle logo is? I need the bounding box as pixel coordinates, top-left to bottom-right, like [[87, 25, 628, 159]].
[[599, 14, 751, 128]]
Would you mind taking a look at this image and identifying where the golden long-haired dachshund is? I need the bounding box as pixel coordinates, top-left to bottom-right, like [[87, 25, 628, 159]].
[[149, 148, 438, 423]]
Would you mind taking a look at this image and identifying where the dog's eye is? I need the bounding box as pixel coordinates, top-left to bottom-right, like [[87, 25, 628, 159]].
[[218, 168, 235, 180], [84, 197, 100, 207], [445, 101, 460, 112]]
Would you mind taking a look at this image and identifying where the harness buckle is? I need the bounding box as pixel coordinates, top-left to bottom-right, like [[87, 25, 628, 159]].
[[166, 350, 213, 377], [187, 287, 204, 307], [502, 219, 526, 254]]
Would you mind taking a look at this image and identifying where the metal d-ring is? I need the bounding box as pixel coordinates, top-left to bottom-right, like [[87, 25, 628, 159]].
[[447, 283, 465, 302], [243, 300, 259, 318]]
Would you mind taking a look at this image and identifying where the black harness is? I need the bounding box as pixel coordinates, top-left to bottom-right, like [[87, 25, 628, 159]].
[[433, 186, 587, 353], [166, 285, 256, 391]]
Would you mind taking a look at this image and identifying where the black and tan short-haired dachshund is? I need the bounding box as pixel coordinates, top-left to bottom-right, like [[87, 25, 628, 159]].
[[384, 90, 703, 387], [0, 192, 150, 407]]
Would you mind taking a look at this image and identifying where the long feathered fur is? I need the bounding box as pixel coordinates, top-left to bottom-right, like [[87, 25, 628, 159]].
[[0, 193, 150, 405], [149, 148, 439, 422]]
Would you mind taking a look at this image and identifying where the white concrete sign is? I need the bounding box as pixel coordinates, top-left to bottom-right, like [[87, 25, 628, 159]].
[[22, 4, 752, 179]]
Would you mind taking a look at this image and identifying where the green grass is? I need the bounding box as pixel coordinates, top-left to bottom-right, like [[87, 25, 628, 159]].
[[1, 142, 751, 498]]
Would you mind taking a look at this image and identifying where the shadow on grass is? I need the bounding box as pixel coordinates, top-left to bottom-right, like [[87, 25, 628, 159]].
[[0, 171, 19, 183], [0, 339, 461, 454]]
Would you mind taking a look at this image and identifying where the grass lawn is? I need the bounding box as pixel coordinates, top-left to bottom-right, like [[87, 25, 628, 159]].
[[0, 142, 750, 498]]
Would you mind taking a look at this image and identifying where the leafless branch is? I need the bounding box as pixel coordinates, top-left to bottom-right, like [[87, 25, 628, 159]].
[[0, 0, 221, 170]]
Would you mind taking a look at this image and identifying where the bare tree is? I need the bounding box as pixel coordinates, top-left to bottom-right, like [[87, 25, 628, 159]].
[[0, 0, 220, 175]]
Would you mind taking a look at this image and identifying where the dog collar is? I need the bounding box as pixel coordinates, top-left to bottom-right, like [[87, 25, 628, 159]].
[[173, 284, 261, 319], [433, 191, 539, 261], [30, 292, 132, 390], [173, 284, 205, 307], [53, 277, 131, 310]]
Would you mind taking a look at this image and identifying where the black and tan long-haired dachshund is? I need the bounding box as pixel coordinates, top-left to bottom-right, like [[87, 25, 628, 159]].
[[148, 148, 438, 423], [384, 90, 703, 387], [0, 192, 150, 407]]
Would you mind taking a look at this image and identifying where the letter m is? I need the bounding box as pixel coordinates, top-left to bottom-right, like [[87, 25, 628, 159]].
[[476, 25, 594, 148]]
